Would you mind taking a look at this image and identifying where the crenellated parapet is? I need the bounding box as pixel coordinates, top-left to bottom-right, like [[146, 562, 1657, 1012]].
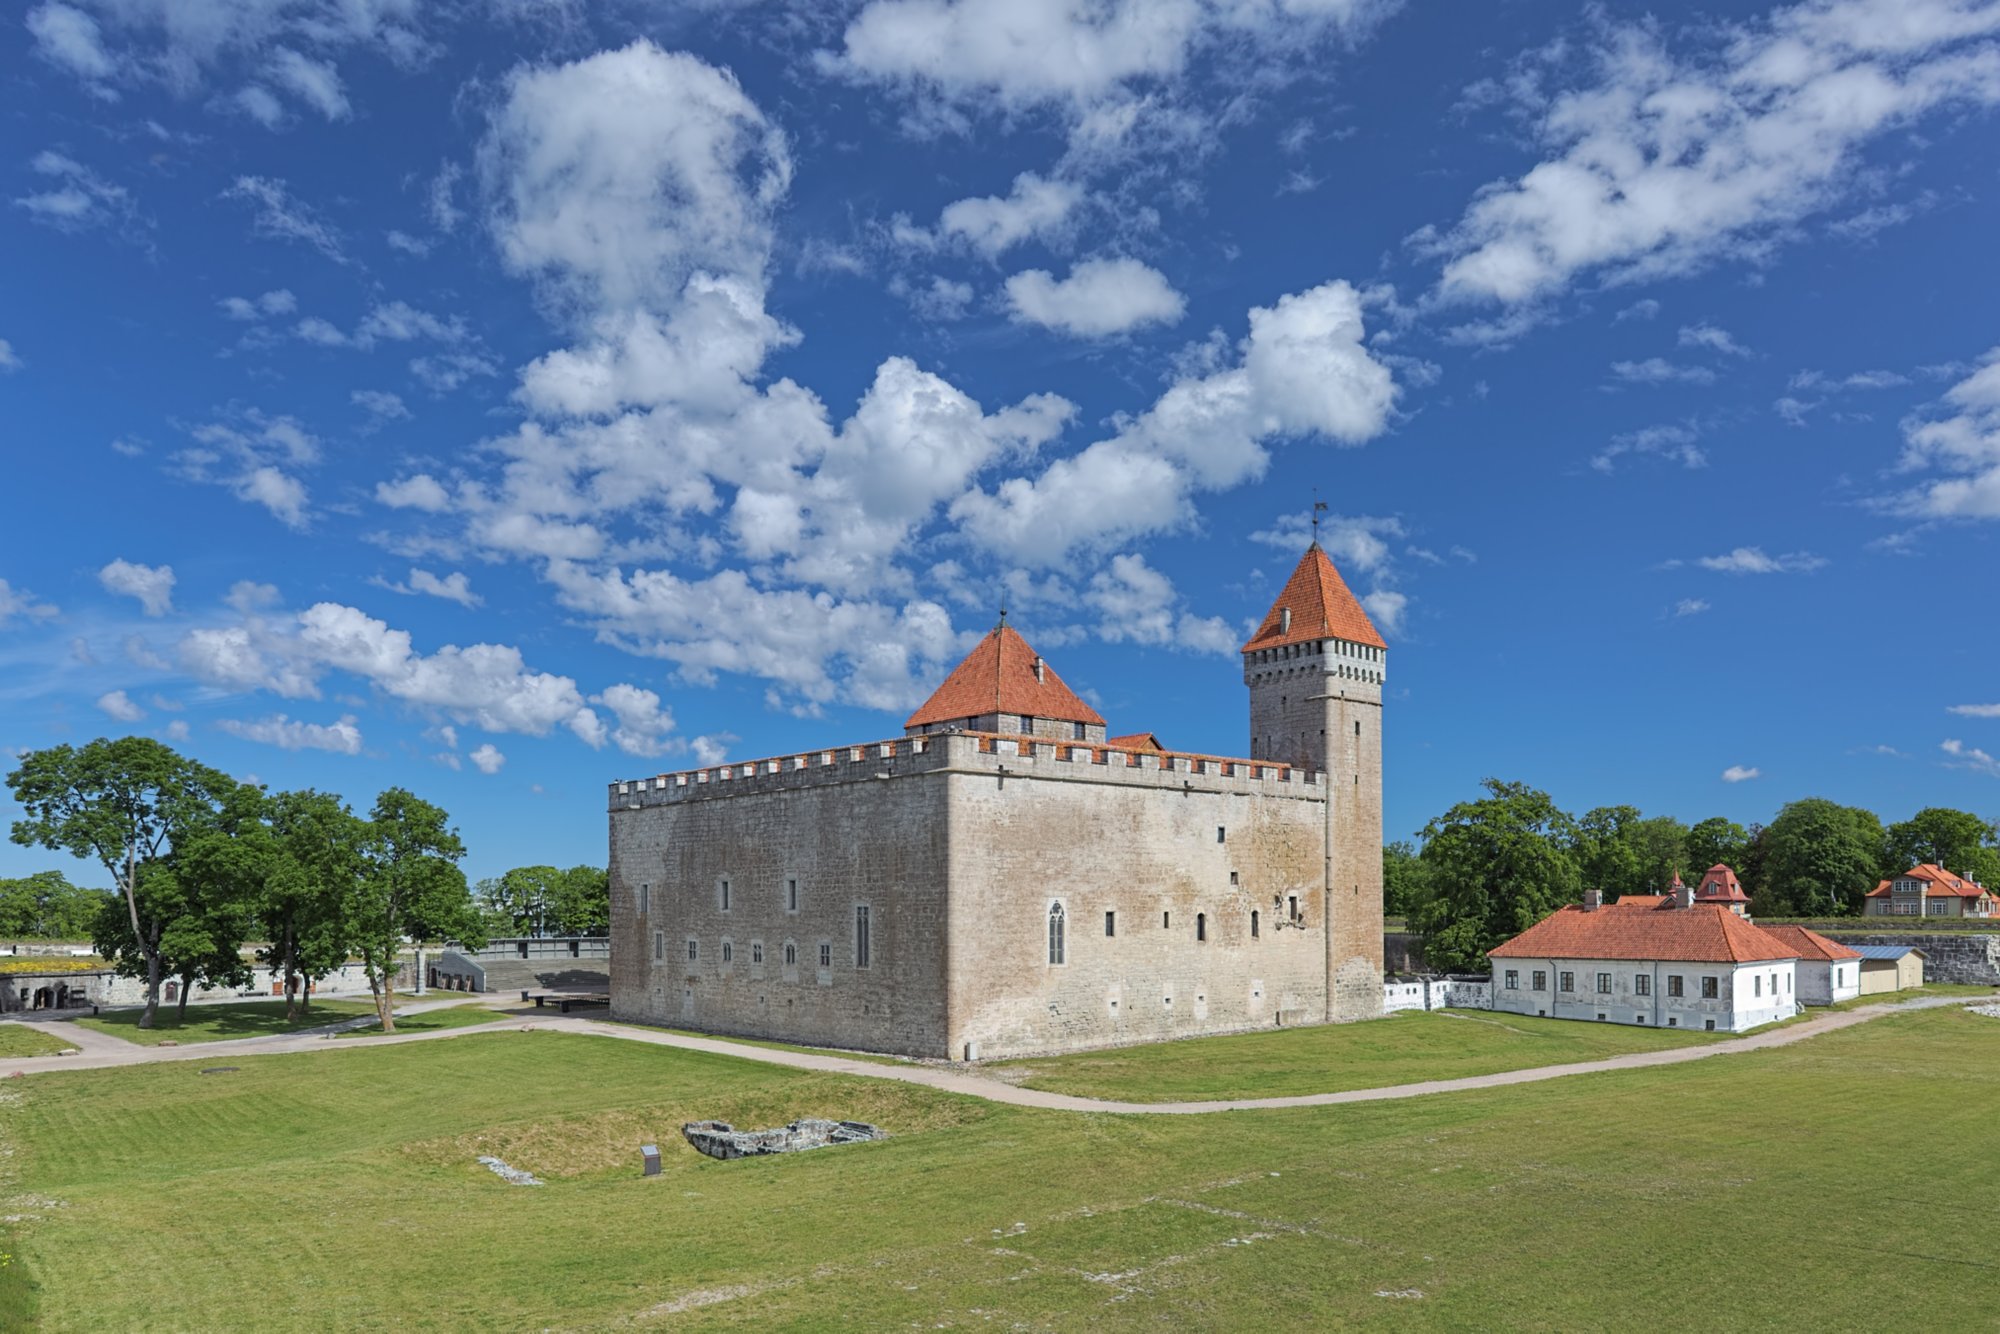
[[609, 730, 1323, 811]]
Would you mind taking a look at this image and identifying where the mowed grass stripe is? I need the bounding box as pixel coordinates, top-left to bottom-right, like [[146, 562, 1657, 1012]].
[[7, 1009, 1998, 1329]]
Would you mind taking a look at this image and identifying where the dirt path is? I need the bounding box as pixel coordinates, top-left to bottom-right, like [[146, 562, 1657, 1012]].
[[2, 995, 1980, 1113]]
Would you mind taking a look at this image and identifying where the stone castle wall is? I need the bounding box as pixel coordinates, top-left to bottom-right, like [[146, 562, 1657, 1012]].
[[607, 733, 1329, 1058], [1822, 931, 2000, 985]]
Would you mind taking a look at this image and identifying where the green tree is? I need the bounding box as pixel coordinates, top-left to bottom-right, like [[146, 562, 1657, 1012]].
[[1413, 779, 1582, 973], [551, 864, 609, 935], [1684, 817, 1751, 880], [1382, 840, 1430, 918], [260, 790, 365, 1020], [0, 870, 110, 939], [1629, 815, 1690, 890], [1759, 798, 1884, 916], [1882, 807, 2000, 886], [8, 737, 240, 1028], [1571, 806, 1645, 896], [350, 788, 483, 1033]]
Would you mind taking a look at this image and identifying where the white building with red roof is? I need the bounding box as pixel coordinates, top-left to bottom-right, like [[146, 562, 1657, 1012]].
[[1758, 926, 1863, 1005], [1694, 864, 1752, 916], [1486, 886, 1802, 1032], [605, 543, 1388, 1060], [1862, 864, 1997, 919]]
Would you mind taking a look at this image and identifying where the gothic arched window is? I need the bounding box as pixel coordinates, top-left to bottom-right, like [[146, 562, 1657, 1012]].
[[1048, 902, 1066, 966]]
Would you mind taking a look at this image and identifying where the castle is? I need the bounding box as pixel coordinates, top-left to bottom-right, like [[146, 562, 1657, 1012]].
[[606, 544, 1386, 1059]]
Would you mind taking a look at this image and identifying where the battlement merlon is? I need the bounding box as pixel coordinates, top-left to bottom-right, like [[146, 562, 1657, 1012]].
[[608, 731, 1325, 812]]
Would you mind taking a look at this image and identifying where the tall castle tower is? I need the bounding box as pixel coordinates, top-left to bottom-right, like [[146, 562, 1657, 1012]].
[[1242, 543, 1386, 1022]]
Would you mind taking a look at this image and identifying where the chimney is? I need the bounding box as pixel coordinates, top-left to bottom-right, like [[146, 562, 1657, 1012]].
[[1582, 888, 1602, 912], [1673, 880, 1695, 910], [1032, 656, 1045, 683], [1280, 607, 1292, 635]]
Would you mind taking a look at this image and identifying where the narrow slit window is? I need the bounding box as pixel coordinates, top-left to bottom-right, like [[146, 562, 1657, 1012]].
[[787, 878, 799, 911], [639, 883, 650, 916], [1048, 902, 1066, 965], [855, 905, 871, 969], [1250, 910, 1260, 938], [1196, 913, 1207, 942], [1104, 910, 1116, 937]]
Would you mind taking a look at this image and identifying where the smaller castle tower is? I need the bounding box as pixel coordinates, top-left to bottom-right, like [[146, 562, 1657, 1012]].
[[1243, 543, 1387, 1021]]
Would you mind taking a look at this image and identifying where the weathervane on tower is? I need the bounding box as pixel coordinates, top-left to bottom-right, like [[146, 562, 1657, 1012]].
[[1311, 490, 1328, 546]]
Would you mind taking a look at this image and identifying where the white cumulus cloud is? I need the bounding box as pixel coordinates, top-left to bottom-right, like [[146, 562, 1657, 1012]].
[[218, 713, 364, 755], [98, 558, 175, 616], [1005, 258, 1186, 337], [96, 689, 144, 722], [1721, 764, 1761, 783]]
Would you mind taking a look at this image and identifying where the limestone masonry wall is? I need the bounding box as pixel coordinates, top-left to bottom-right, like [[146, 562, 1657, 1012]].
[[1825, 932, 2000, 985], [607, 733, 1329, 1059]]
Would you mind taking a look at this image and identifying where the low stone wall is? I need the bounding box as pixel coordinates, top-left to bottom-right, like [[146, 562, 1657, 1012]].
[[1382, 976, 1491, 1012], [1820, 932, 2000, 985], [1, 957, 420, 1012]]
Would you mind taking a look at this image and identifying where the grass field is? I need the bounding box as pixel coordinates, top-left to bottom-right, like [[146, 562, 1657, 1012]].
[[73, 999, 379, 1045], [0, 1024, 76, 1059], [333, 1003, 498, 1039], [989, 1007, 1727, 1101], [4, 1004, 1999, 1329]]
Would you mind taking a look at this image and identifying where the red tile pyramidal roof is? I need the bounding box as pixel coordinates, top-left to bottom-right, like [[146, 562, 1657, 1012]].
[[1696, 864, 1751, 904], [1488, 901, 1799, 964], [1242, 543, 1385, 653], [905, 621, 1107, 730]]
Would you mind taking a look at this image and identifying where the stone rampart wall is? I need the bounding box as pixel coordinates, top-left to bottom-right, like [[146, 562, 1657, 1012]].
[[1824, 932, 2000, 985]]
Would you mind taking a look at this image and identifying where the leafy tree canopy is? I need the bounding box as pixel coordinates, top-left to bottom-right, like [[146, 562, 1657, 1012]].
[[1882, 807, 2000, 887], [1413, 779, 1582, 973]]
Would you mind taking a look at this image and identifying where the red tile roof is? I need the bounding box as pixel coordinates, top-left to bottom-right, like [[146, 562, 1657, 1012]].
[[1615, 895, 1669, 908], [905, 623, 1106, 730], [1696, 863, 1751, 903], [1758, 925, 1862, 962], [1108, 732, 1166, 751], [1864, 863, 1993, 899], [1488, 902, 1800, 964], [1242, 543, 1385, 653]]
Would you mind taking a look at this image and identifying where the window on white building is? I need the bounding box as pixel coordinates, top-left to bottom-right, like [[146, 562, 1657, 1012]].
[[1560, 971, 1574, 992], [1754, 976, 1761, 997], [1668, 975, 1684, 997], [1505, 969, 1520, 990], [1596, 973, 1612, 994], [1635, 975, 1651, 996], [1532, 971, 1547, 991], [1702, 977, 1719, 998]]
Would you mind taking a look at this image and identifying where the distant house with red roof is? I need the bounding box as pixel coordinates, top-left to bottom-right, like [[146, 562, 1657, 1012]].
[[1486, 885, 1802, 1032], [1862, 864, 1997, 919]]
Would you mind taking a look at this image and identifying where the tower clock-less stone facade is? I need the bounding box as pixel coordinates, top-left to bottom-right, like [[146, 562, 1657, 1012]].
[[607, 544, 1387, 1058], [1242, 543, 1386, 1023]]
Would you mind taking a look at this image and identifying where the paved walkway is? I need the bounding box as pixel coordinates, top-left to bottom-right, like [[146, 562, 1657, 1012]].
[[3, 994, 1983, 1113]]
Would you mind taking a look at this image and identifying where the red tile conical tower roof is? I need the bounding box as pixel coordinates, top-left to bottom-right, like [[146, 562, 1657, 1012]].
[[1242, 542, 1385, 653], [905, 621, 1106, 730]]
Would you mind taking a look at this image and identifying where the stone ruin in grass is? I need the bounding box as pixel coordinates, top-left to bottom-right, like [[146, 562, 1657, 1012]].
[[680, 1118, 885, 1161]]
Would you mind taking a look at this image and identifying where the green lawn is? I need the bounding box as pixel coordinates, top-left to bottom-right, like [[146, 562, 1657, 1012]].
[[4, 1006, 1998, 1329], [0, 1024, 77, 1059], [333, 1003, 501, 1039], [989, 1007, 1733, 1102], [72, 999, 380, 1045]]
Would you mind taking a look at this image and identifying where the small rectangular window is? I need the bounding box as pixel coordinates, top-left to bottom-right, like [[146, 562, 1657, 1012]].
[[1668, 975, 1684, 997], [1532, 970, 1547, 991], [639, 883, 650, 916], [653, 931, 663, 961], [1216, 826, 1226, 843], [856, 905, 871, 969], [1105, 911, 1116, 937], [1288, 895, 1299, 921], [1754, 976, 1762, 997], [1702, 977, 1719, 999], [1163, 911, 1171, 929], [1355, 720, 1361, 736], [1505, 969, 1520, 989], [1635, 974, 1651, 996], [752, 941, 764, 964], [787, 878, 799, 911], [1196, 913, 1207, 942], [1251, 910, 1260, 938], [819, 942, 831, 968], [1229, 870, 1239, 886], [1560, 971, 1574, 992], [687, 939, 698, 962], [1072, 721, 1085, 739], [721, 940, 733, 963], [719, 879, 731, 911], [1596, 972, 1611, 994]]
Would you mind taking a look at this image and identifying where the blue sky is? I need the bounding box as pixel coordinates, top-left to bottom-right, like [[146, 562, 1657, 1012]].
[[4, 0, 1998, 886]]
